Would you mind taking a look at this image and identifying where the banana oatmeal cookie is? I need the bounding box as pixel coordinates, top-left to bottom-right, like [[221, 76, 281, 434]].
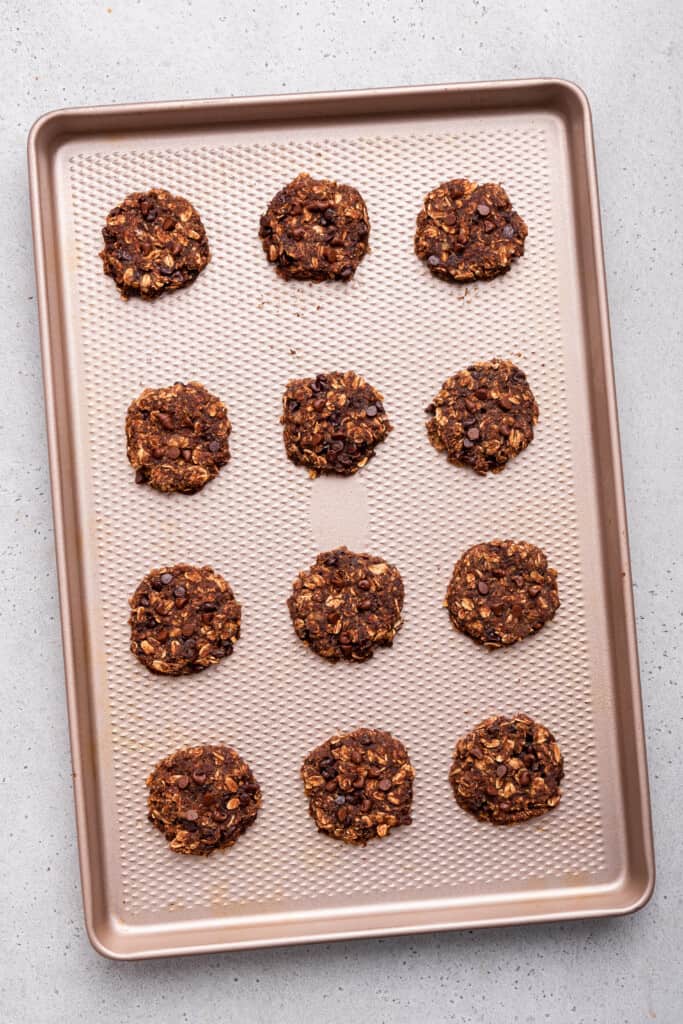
[[259, 173, 370, 281], [130, 564, 241, 675], [100, 188, 210, 299], [301, 728, 414, 844], [426, 360, 538, 474], [449, 713, 563, 824], [446, 540, 559, 647], [147, 744, 261, 854], [288, 547, 404, 661], [281, 371, 391, 477], [415, 179, 527, 283], [126, 381, 231, 494]]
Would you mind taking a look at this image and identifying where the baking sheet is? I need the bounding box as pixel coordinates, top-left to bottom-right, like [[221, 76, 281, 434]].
[[28, 81, 653, 958]]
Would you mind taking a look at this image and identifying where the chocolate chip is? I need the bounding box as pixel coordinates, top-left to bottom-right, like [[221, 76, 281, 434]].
[[160, 573, 173, 585], [365, 404, 378, 417], [502, 224, 515, 238], [357, 578, 371, 591], [427, 255, 440, 267], [425, 403, 436, 415], [519, 770, 531, 786], [477, 203, 490, 216], [192, 771, 207, 785], [477, 581, 489, 595], [467, 426, 480, 441], [183, 809, 199, 822], [462, 438, 474, 449], [378, 778, 392, 792], [208, 440, 221, 452], [201, 602, 217, 613], [176, 775, 189, 789], [496, 764, 507, 778], [166, 446, 180, 460]]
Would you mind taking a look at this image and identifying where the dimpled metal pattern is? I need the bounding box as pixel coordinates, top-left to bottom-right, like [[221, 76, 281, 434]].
[[65, 114, 617, 927]]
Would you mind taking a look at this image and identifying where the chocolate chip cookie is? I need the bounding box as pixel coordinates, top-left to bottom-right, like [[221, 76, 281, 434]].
[[415, 179, 527, 283], [126, 381, 231, 494], [100, 188, 210, 299], [301, 728, 414, 844], [130, 564, 241, 675], [147, 744, 261, 855], [288, 547, 404, 661], [259, 173, 370, 281], [446, 540, 559, 647], [449, 714, 563, 824], [281, 371, 391, 477], [426, 360, 538, 474]]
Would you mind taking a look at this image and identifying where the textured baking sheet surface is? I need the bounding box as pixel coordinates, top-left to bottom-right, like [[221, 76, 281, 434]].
[[62, 115, 621, 925]]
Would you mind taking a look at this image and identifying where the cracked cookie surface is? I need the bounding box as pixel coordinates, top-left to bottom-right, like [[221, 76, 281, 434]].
[[302, 728, 414, 844], [415, 179, 526, 283], [259, 173, 370, 281], [449, 714, 563, 824], [426, 360, 538, 474], [126, 381, 231, 493], [147, 744, 261, 854], [130, 564, 241, 675], [446, 540, 559, 647], [288, 547, 404, 661], [100, 188, 210, 299], [281, 371, 391, 477]]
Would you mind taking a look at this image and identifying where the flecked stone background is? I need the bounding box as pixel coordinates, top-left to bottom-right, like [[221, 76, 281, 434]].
[[1, 1, 680, 1021]]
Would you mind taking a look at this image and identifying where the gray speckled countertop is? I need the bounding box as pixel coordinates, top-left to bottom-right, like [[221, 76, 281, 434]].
[[1, 2, 681, 1021]]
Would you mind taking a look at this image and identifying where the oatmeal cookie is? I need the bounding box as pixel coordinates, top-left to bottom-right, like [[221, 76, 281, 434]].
[[449, 714, 563, 824], [288, 547, 404, 661], [426, 360, 538, 474], [301, 728, 414, 844], [446, 540, 559, 647], [147, 744, 261, 854], [281, 371, 391, 477], [126, 381, 231, 494], [100, 188, 210, 299], [259, 173, 370, 281], [415, 179, 527, 283], [130, 564, 241, 675]]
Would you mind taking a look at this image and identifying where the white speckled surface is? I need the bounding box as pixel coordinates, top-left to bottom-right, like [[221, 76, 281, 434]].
[[1, 1, 681, 1021]]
